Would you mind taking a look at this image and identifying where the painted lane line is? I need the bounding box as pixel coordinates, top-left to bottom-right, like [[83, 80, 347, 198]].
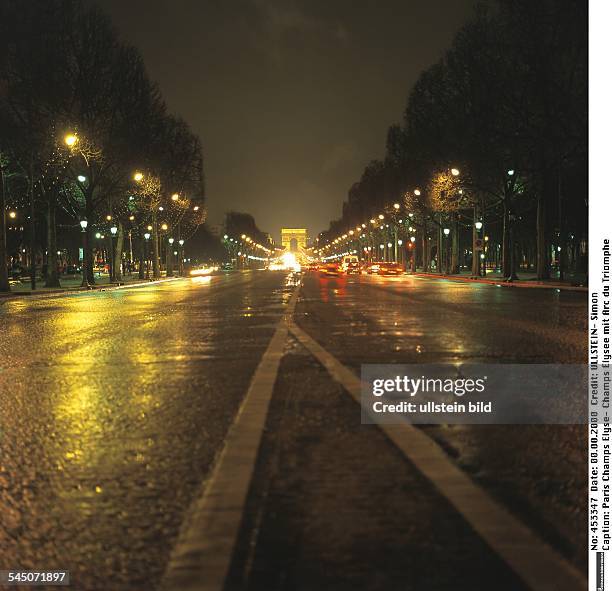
[[161, 286, 299, 591], [286, 317, 587, 591]]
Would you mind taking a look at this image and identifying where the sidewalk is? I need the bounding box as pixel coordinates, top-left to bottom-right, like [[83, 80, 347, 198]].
[[0, 273, 181, 300], [410, 270, 587, 292]]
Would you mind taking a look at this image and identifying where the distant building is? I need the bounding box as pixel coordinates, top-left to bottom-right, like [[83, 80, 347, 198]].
[[208, 224, 223, 237], [281, 228, 308, 252]]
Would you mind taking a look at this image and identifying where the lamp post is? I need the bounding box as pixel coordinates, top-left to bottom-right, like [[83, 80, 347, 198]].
[[178, 239, 185, 276], [443, 227, 451, 274], [109, 225, 118, 283], [474, 220, 484, 276], [166, 237, 174, 277], [80, 219, 90, 288], [144, 232, 151, 279]]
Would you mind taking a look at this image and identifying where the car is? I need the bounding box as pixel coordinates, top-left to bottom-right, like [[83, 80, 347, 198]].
[[320, 262, 341, 276], [363, 262, 380, 274], [341, 255, 360, 274], [376, 262, 404, 276]]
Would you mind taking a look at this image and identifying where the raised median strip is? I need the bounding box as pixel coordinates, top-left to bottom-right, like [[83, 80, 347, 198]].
[[161, 286, 300, 591]]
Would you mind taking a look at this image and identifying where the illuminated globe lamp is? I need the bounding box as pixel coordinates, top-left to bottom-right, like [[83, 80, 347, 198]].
[[443, 228, 450, 236], [475, 221, 483, 231], [110, 226, 118, 236], [133, 172, 144, 182], [64, 133, 78, 147], [168, 237, 175, 245]]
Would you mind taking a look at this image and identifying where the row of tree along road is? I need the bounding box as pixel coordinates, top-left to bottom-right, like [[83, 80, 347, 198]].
[[318, 0, 587, 283], [0, 0, 206, 292]]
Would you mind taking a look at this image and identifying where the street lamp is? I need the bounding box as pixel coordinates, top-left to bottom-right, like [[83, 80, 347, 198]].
[[443, 228, 451, 275], [451, 168, 460, 177], [134, 172, 144, 182], [393, 203, 400, 210], [475, 221, 483, 230], [77, 175, 86, 183], [167, 237, 175, 277], [64, 134, 78, 147], [79, 219, 90, 288], [109, 225, 118, 283], [178, 239, 185, 275], [8, 211, 16, 219], [414, 189, 421, 196], [144, 232, 151, 279]]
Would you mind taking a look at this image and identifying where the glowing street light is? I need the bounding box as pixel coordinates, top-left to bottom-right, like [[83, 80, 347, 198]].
[[79, 219, 90, 287], [451, 168, 460, 177], [133, 172, 144, 182], [8, 211, 16, 219], [410, 236, 416, 243], [77, 175, 86, 183], [378, 214, 384, 220], [414, 189, 421, 196], [110, 226, 118, 236], [64, 133, 78, 147], [144, 232, 151, 240], [507, 169, 515, 176], [475, 221, 483, 230], [443, 228, 450, 236], [393, 203, 400, 210], [171, 193, 179, 201]]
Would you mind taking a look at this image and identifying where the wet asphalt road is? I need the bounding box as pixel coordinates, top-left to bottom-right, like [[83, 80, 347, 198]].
[[0, 272, 293, 590], [0, 271, 587, 590]]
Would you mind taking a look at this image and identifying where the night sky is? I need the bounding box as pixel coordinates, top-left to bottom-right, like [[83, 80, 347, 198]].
[[99, 0, 475, 241]]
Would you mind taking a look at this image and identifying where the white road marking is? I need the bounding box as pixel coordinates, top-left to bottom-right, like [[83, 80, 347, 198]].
[[286, 316, 587, 591], [161, 286, 299, 591]]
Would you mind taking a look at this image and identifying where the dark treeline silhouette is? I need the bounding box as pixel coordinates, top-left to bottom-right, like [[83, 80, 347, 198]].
[[224, 212, 270, 246], [319, 0, 587, 281], [0, 0, 206, 291]]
